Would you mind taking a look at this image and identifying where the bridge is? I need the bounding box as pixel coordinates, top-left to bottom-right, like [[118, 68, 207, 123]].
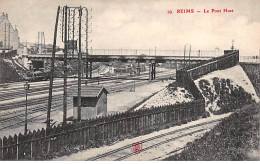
[[27, 54, 214, 63], [20, 49, 219, 80]]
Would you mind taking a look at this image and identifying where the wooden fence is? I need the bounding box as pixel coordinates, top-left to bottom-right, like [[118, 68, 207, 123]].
[[176, 50, 239, 98], [0, 100, 205, 160]]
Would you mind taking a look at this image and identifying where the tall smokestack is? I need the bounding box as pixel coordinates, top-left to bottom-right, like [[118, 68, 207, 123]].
[[43, 32, 45, 49], [4, 23, 6, 49], [8, 23, 10, 49], [38, 32, 39, 49]]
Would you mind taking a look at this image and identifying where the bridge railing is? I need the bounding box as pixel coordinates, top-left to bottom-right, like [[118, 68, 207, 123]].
[[88, 49, 223, 57], [239, 56, 260, 63], [31, 49, 223, 59]]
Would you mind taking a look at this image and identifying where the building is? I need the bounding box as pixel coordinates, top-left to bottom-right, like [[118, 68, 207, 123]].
[[69, 85, 109, 120], [0, 13, 19, 51]]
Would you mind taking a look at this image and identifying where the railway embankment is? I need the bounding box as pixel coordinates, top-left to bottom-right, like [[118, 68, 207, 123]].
[[165, 102, 260, 161], [240, 63, 260, 97], [0, 58, 21, 83], [133, 83, 194, 111], [194, 65, 259, 114], [165, 62, 260, 161]]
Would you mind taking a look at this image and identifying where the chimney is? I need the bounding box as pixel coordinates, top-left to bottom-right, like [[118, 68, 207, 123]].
[[23, 45, 28, 55]]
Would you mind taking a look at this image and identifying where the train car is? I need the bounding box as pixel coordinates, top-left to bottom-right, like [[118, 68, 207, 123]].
[[23, 70, 51, 82]]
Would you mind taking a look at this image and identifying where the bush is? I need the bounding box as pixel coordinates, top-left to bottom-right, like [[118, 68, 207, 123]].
[[0, 58, 21, 83], [164, 103, 260, 161], [198, 78, 255, 114], [202, 111, 210, 118]]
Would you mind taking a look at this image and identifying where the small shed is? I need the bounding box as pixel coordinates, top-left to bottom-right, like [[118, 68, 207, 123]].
[[69, 85, 109, 120]]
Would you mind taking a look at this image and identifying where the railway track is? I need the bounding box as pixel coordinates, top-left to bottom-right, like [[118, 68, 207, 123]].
[[86, 118, 222, 161], [0, 69, 169, 100], [0, 100, 73, 131], [0, 100, 71, 123], [0, 70, 174, 107], [0, 72, 172, 120], [0, 94, 63, 111], [0, 71, 175, 131], [0, 80, 77, 101], [0, 78, 156, 121]]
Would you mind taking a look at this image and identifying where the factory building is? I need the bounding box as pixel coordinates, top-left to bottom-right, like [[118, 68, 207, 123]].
[[0, 13, 20, 51]]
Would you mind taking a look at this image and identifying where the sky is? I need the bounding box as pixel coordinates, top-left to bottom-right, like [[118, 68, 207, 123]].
[[0, 0, 259, 56]]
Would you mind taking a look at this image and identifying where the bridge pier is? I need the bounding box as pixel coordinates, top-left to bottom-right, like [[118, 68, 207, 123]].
[[152, 63, 156, 80], [89, 61, 92, 78], [43, 58, 48, 71], [149, 63, 156, 80], [176, 62, 179, 70], [85, 61, 93, 78], [82, 62, 84, 78], [136, 63, 140, 75], [149, 64, 151, 80], [86, 61, 89, 78]]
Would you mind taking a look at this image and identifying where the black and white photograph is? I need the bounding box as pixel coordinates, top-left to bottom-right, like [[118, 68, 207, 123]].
[[0, 0, 259, 161]]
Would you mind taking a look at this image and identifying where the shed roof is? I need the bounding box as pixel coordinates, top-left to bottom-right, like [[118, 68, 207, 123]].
[[68, 85, 108, 97]]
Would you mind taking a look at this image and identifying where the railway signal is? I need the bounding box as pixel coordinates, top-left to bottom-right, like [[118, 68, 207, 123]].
[[231, 40, 235, 50]]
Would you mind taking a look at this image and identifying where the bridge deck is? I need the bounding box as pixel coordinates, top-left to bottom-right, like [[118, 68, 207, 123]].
[[28, 54, 214, 63]]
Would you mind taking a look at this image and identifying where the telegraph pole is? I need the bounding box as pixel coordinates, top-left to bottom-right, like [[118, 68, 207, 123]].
[[85, 7, 89, 79], [72, 9, 75, 56], [78, 6, 82, 122], [63, 6, 68, 125], [47, 6, 60, 130], [47, 5, 90, 124]]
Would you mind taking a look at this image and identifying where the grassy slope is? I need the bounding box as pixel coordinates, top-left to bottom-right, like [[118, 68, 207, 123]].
[[198, 78, 254, 114], [0, 58, 20, 83], [164, 103, 260, 160], [164, 64, 260, 161], [240, 63, 260, 97]]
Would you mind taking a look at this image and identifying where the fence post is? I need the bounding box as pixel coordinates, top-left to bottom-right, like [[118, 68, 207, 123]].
[[0, 138, 2, 160], [7, 136, 13, 160], [47, 130, 51, 154], [13, 135, 17, 161], [39, 128, 45, 157], [86, 127, 90, 148], [2, 136, 7, 160]]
